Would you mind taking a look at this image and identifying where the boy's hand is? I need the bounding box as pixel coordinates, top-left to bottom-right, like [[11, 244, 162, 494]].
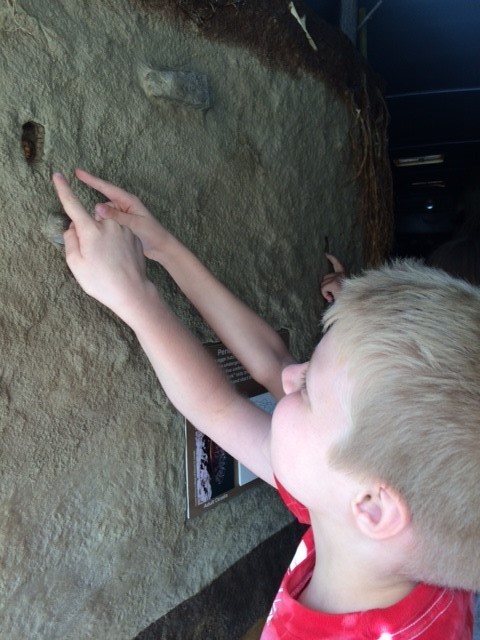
[[53, 172, 154, 326], [321, 253, 346, 303], [74, 168, 168, 260]]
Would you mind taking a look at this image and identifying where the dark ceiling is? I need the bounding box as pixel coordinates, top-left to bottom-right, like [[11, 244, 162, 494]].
[[306, 0, 480, 259]]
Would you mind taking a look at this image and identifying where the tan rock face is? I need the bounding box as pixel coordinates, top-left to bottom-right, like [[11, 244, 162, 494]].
[[0, 1, 378, 638]]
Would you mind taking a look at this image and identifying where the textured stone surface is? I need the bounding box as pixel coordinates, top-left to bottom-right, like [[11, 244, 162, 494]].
[[0, 1, 370, 638], [135, 521, 306, 640]]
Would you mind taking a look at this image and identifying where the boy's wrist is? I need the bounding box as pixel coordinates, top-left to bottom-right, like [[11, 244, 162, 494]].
[[144, 226, 175, 265], [149, 231, 181, 269], [117, 280, 163, 332]]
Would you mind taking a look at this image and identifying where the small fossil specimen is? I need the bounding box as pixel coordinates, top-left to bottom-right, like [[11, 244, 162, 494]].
[[139, 65, 211, 110], [43, 212, 70, 246]]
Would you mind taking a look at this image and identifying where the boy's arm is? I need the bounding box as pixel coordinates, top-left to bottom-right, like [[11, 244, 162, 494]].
[[53, 173, 275, 485], [148, 232, 295, 399], [75, 169, 296, 399]]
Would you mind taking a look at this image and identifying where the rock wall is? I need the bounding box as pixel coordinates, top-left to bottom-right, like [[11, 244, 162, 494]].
[[0, 1, 386, 637]]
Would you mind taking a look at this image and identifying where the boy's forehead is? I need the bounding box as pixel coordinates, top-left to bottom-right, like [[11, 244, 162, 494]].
[[318, 327, 339, 354], [309, 332, 353, 432], [311, 331, 342, 375]]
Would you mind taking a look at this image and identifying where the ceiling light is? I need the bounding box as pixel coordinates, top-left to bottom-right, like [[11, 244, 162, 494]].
[[393, 154, 445, 167]]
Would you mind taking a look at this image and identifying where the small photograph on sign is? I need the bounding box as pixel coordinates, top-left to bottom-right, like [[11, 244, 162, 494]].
[[195, 431, 235, 504]]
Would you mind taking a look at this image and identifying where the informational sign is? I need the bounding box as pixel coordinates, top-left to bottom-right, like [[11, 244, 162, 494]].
[[184, 330, 289, 519]]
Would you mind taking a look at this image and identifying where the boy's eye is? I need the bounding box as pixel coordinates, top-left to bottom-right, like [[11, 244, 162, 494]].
[[299, 369, 308, 391]]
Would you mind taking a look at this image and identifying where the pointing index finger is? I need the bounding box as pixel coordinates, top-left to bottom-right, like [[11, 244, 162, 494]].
[[75, 168, 135, 211], [325, 253, 345, 274], [52, 173, 95, 230]]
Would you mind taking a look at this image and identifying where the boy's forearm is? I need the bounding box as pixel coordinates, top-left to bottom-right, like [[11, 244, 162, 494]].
[[150, 233, 295, 398], [127, 284, 274, 484], [128, 282, 233, 422]]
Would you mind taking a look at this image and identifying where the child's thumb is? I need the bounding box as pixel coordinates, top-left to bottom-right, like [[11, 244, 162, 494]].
[[95, 202, 123, 222]]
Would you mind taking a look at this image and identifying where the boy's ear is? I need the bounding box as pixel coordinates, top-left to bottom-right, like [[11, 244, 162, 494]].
[[352, 484, 410, 540]]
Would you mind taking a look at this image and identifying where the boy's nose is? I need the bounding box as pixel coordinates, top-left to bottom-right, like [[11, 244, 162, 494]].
[[282, 363, 308, 395]]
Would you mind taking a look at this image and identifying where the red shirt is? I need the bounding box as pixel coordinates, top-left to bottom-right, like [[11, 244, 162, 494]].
[[261, 480, 473, 639]]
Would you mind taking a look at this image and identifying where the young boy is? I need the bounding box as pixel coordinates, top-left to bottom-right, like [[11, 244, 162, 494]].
[[53, 171, 479, 639]]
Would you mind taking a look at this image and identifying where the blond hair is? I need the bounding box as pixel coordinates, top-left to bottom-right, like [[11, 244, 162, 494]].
[[323, 259, 480, 590]]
